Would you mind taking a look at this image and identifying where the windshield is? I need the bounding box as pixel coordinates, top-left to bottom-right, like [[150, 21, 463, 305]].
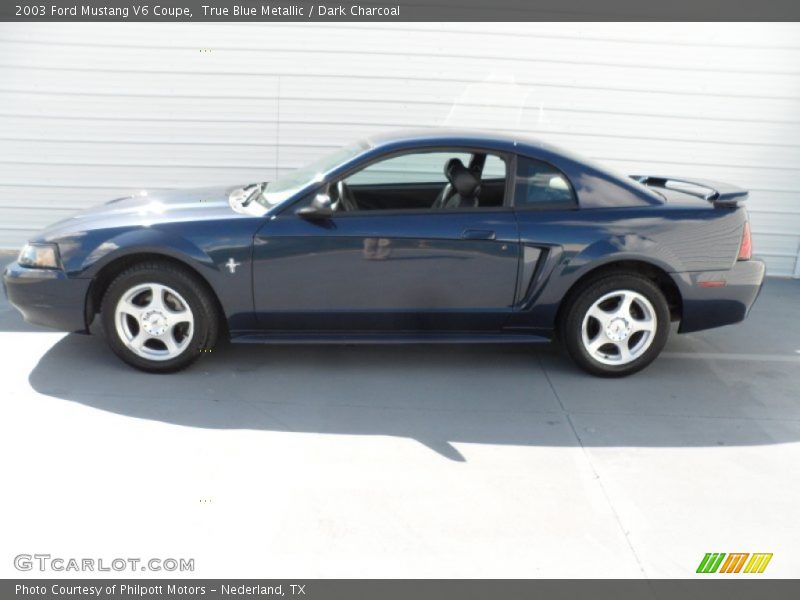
[[256, 140, 371, 207]]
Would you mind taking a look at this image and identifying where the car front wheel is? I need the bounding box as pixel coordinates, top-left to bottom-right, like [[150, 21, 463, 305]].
[[101, 261, 219, 373], [560, 273, 670, 377]]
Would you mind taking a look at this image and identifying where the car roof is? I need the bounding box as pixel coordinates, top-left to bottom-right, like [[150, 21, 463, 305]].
[[364, 128, 608, 172], [366, 128, 551, 153]]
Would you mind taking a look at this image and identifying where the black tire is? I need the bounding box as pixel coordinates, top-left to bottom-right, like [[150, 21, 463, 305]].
[[559, 273, 670, 377], [100, 260, 219, 373]]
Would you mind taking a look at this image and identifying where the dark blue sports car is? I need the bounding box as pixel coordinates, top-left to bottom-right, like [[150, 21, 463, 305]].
[[3, 130, 765, 376]]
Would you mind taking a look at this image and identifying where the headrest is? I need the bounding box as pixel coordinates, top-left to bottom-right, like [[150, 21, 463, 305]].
[[444, 158, 481, 198]]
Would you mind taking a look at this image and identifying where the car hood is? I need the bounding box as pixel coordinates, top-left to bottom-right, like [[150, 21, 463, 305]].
[[32, 184, 264, 242]]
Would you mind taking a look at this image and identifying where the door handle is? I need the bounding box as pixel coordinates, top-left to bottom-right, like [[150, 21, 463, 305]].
[[461, 229, 496, 240]]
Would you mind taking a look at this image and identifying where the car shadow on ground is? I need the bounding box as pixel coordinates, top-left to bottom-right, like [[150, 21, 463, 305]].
[[27, 325, 800, 460]]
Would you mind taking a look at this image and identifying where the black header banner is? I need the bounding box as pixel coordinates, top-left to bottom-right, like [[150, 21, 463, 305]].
[[2, 0, 800, 22], [4, 579, 800, 600]]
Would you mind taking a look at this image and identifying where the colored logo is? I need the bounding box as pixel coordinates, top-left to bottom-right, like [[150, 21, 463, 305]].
[[696, 553, 773, 574]]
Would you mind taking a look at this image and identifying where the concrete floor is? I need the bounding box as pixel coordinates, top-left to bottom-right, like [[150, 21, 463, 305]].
[[1, 255, 798, 578]]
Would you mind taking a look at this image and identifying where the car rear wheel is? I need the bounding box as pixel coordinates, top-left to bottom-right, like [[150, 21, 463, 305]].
[[560, 273, 670, 377], [101, 261, 219, 373]]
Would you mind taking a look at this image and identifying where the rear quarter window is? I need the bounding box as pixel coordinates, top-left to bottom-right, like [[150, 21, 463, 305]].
[[514, 157, 577, 210]]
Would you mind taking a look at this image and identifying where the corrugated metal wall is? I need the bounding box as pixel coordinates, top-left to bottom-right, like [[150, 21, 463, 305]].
[[1, 22, 799, 276]]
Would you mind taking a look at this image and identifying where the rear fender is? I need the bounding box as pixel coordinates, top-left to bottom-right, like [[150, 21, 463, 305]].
[[562, 234, 681, 276], [510, 235, 681, 332]]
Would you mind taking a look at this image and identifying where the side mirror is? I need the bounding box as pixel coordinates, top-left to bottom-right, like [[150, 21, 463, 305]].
[[296, 193, 333, 219]]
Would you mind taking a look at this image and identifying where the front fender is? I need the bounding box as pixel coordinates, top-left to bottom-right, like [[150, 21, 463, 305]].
[[78, 228, 217, 279], [62, 223, 258, 333]]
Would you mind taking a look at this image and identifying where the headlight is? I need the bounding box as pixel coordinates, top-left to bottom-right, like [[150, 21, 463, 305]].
[[18, 243, 61, 269]]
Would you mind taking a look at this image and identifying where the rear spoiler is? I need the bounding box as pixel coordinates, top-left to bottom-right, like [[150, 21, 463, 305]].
[[631, 175, 748, 207]]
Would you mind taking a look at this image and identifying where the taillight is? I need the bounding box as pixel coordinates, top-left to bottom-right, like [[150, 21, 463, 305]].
[[738, 221, 752, 261]]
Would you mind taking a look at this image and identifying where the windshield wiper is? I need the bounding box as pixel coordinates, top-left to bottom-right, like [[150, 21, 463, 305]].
[[242, 182, 267, 206], [228, 182, 267, 208]]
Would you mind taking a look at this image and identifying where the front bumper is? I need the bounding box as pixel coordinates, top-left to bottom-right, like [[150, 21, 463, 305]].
[[672, 259, 767, 334], [2, 262, 91, 332]]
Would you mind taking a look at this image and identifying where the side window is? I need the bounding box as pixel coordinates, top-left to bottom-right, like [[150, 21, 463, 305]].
[[345, 152, 471, 186], [514, 157, 577, 210], [337, 150, 508, 212], [482, 154, 506, 180]]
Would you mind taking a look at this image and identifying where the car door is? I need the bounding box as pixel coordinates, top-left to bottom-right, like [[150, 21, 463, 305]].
[[251, 150, 521, 332]]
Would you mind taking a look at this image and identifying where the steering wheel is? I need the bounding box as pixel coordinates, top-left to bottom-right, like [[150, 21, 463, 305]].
[[336, 180, 359, 212]]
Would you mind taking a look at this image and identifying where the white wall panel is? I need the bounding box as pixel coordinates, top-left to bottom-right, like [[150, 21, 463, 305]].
[[0, 22, 798, 275]]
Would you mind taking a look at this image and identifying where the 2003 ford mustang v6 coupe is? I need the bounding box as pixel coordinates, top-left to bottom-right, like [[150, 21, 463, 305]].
[[3, 130, 765, 376]]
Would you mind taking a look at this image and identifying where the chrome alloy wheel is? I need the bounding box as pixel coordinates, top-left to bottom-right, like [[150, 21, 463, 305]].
[[580, 289, 657, 366], [114, 283, 194, 361]]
